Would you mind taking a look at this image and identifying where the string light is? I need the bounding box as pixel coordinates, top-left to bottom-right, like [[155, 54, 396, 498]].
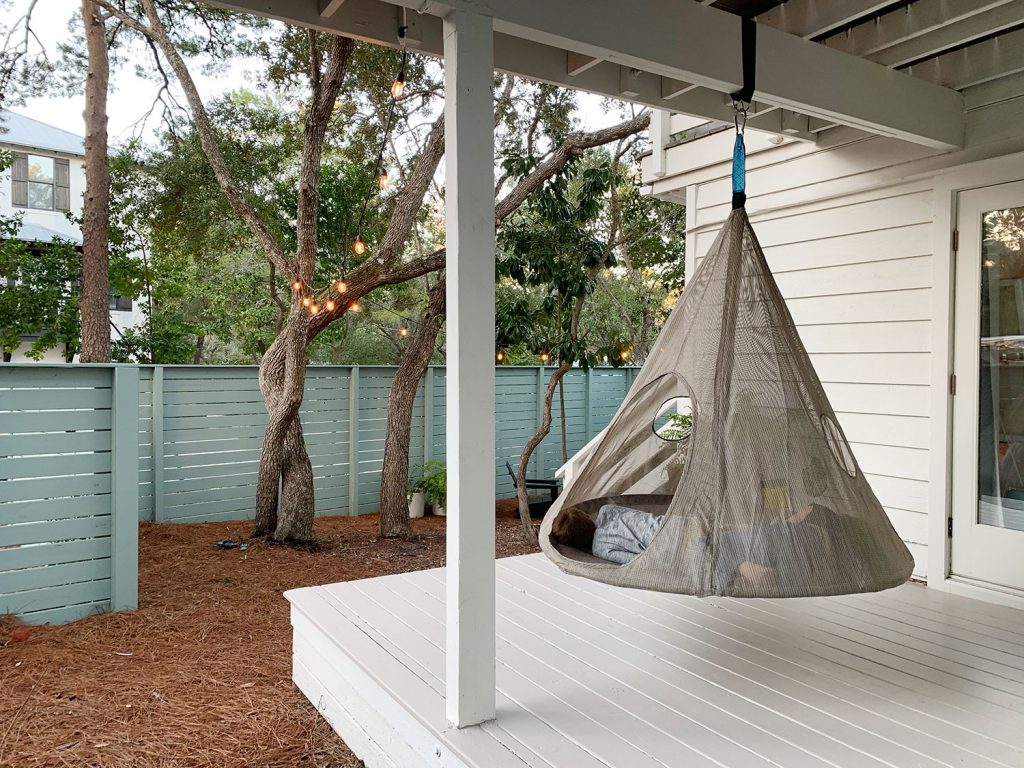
[[390, 72, 405, 99], [291, 279, 303, 291], [620, 349, 630, 361], [398, 321, 409, 337], [325, 300, 336, 312], [350, 301, 362, 312], [379, 171, 389, 190], [310, 303, 320, 314], [983, 257, 995, 268], [539, 351, 550, 363], [353, 234, 366, 255], [336, 279, 348, 293], [302, 297, 312, 307], [496, 350, 505, 363]]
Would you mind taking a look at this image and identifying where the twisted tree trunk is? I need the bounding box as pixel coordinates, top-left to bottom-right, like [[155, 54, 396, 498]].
[[516, 361, 573, 541], [379, 279, 446, 538]]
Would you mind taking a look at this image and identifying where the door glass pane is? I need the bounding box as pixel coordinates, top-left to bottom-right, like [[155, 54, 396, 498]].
[[979, 206, 1024, 532]]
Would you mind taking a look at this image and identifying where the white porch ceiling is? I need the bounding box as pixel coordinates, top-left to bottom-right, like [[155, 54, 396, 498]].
[[210, 0, 969, 150]]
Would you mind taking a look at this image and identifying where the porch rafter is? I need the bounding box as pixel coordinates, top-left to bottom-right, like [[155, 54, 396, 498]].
[[212, 0, 965, 149]]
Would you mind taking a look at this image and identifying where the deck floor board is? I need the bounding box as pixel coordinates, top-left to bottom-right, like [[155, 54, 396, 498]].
[[288, 553, 1024, 768]]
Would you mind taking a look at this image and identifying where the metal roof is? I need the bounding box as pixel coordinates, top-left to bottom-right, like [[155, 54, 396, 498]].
[[13, 220, 83, 246], [0, 111, 85, 157]]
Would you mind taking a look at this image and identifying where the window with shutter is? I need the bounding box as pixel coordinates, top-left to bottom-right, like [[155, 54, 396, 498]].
[[55, 159, 70, 211], [11, 153, 28, 207]]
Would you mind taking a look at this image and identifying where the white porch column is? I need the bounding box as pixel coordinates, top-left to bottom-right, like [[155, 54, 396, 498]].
[[443, 8, 496, 728]]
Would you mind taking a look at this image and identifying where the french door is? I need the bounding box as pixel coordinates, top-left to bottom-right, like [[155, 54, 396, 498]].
[[952, 182, 1024, 591]]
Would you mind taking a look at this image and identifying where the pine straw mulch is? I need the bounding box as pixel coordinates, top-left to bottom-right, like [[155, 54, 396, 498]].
[[0, 512, 540, 768]]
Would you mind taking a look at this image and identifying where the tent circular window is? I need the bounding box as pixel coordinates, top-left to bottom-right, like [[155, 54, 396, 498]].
[[652, 396, 694, 442], [822, 414, 857, 478]]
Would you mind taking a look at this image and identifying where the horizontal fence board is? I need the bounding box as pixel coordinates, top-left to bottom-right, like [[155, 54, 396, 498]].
[[0, 430, 113, 457], [20, 600, 111, 625], [0, 557, 111, 594], [0, 386, 112, 411], [0, 451, 112, 481], [0, 516, 111, 548], [2, 409, 112, 434], [0, 494, 112, 525], [1, 537, 111, 570], [0, 578, 112, 617], [0, 473, 112, 504]]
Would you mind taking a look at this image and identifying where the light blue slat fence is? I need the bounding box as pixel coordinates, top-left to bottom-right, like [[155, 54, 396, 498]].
[[0, 363, 632, 624]]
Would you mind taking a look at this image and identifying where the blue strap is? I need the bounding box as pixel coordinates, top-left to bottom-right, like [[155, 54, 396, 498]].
[[731, 132, 746, 209]]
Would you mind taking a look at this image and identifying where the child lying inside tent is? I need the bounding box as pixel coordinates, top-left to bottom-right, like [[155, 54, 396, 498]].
[[551, 502, 853, 588]]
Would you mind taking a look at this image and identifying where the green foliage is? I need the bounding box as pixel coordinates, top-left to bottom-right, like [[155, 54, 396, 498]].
[[660, 411, 693, 441], [420, 459, 447, 507], [0, 210, 142, 360]]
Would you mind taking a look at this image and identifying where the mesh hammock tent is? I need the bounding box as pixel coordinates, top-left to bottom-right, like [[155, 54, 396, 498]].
[[538, 129, 914, 598]]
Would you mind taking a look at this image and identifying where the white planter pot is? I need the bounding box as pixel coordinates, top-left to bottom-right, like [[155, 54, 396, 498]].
[[433, 503, 446, 517], [408, 491, 425, 519]]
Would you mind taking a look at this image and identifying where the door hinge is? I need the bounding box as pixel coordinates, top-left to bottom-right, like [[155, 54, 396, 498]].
[[949, 373, 957, 395], [952, 229, 959, 252], [948, 517, 953, 538]]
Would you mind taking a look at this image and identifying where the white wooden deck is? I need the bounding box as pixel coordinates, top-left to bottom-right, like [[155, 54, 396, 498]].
[[287, 553, 1024, 768]]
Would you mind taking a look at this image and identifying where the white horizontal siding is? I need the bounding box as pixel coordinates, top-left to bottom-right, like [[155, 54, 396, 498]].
[[689, 173, 936, 578]]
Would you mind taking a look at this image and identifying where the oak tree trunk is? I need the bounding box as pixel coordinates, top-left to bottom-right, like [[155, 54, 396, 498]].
[[253, 308, 314, 541], [379, 279, 446, 538], [79, 0, 111, 363]]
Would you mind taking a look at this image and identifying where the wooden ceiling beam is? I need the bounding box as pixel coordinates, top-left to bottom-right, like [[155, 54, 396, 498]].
[[756, 0, 896, 39], [211, 0, 964, 149], [907, 26, 1024, 89], [822, 0, 1024, 68]]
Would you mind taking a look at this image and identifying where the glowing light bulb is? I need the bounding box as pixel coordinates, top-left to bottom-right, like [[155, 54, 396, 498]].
[[302, 297, 312, 307], [325, 300, 336, 312], [983, 257, 996, 268], [350, 301, 362, 312], [390, 75, 405, 99], [496, 351, 505, 363], [291, 280, 303, 291], [398, 323, 409, 337], [336, 279, 348, 293], [354, 235, 366, 255], [539, 351, 550, 363], [379, 171, 389, 190], [310, 303, 320, 314], [620, 349, 630, 361]]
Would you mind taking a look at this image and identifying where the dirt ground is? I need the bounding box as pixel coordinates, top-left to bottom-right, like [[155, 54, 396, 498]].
[[0, 511, 539, 768]]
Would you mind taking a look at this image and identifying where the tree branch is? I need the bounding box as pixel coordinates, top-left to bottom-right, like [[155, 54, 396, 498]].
[[494, 111, 650, 223], [96, 0, 291, 275]]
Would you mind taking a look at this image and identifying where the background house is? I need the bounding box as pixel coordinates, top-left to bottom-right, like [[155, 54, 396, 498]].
[[0, 110, 143, 362]]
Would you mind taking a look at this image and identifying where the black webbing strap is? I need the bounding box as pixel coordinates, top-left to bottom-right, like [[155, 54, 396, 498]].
[[730, 17, 756, 106]]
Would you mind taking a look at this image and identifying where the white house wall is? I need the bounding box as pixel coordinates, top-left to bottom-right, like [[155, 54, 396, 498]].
[[0, 146, 86, 243], [646, 118, 1024, 581]]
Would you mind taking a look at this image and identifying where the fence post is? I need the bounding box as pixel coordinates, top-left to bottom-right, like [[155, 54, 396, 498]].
[[535, 366, 545, 477], [348, 366, 360, 516], [111, 366, 139, 612], [152, 366, 165, 523], [424, 367, 434, 464], [584, 367, 593, 441]]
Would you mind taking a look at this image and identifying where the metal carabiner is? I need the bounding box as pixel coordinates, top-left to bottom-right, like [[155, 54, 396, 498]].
[[732, 100, 748, 134]]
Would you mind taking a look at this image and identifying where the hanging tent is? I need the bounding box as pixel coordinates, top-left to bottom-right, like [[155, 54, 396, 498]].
[[538, 73, 914, 597]]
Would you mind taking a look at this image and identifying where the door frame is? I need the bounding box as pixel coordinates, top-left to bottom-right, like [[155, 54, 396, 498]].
[[930, 152, 1024, 608]]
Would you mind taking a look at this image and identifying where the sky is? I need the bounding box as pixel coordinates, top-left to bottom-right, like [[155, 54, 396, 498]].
[[4, 0, 620, 146]]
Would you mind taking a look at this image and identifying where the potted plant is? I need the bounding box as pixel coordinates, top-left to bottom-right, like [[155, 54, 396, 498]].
[[407, 473, 426, 519], [421, 460, 447, 517]]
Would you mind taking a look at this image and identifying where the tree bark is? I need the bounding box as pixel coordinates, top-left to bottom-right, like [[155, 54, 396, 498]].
[[79, 0, 111, 363], [378, 279, 446, 538]]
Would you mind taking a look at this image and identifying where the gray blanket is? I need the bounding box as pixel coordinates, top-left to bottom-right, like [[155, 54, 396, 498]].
[[592, 504, 662, 564]]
